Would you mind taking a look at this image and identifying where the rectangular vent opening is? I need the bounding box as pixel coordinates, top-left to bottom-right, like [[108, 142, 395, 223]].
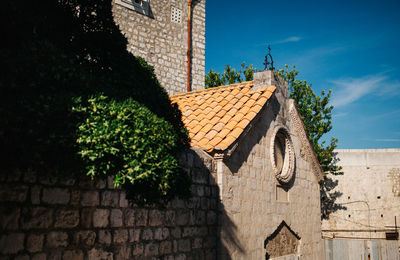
[[171, 7, 182, 23]]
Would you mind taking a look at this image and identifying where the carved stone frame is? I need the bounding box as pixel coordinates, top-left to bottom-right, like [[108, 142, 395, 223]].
[[270, 126, 295, 184]]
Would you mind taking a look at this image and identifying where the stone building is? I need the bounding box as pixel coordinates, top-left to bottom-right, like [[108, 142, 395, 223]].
[[322, 149, 400, 246], [0, 71, 325, 259], [171, 70, 325, 259], [112, 0, 206, 95]]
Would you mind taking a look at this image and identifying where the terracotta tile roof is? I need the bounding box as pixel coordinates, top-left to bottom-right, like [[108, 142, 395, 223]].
[[170, 81, 276, 153]]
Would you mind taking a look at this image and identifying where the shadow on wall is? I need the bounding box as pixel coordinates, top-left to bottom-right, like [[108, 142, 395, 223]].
[[0, 147, 246, 260], [321, 152, 346, 220], [221, 96, 280, 258], [180, 148, 245, 259]]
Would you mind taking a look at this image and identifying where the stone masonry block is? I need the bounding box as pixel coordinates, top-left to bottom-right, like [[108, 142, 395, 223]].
[[144, 243, 159, 257], [171, 227, 182, 239], [14, 255, 29, 260], [70, 189, 81, 205], [129, 229, 140, 243], [123, 208, 135, 227], [119, 192, 129, 207], [42, 188, 70, 204], [98, 230, 112, 245], [93, 209, 109, 228], [27, 234, 44, 253], [46, 231, 68, 248], [115, 246, 131, 260], [80, 208, 93, 228], [111, 209, 123, 227], [149, 209, 164, 226], [81, 191, 99, 206], [63, 250, 84, 260], [0, 233, 25, 254], [74, 231, 96, 247], [54, 209, 79, 228], [176, 210, 189, 226], [101, 191, 119, 207], [135, 208, 148, 226], [0, 206, 20, 230], [178, 239, 191, 252], [141, 228, 153, 240], [132, 243, 144, 256], [113, 230, 128, 244], [207, 210, 217, 225], [164, 210, 175, 227], [88, 248, 113, 260], [160, 241, 172, 255], [21, 207, 53, 230], [0, 184, 28, 202], [32, 254, 46, 260], [31, 185, 41, 205], [154, 227, 169, 240]]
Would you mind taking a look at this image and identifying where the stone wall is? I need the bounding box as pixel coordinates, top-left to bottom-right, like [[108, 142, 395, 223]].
[[321, 149, 400, 242], [0, 148, 219, 260], [112, 0, 206, 95], [216, 88, 324, 259]]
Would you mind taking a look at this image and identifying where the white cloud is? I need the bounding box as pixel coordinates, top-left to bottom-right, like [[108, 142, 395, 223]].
[[375, 139, 400, 142], [273, 36, 302, 45], [330, 75, 387, 108]]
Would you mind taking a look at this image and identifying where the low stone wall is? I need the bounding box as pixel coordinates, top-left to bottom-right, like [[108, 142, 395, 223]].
[[0, 148, 219, 260]]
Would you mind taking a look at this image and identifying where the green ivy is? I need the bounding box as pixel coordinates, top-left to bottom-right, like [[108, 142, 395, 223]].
[[73, 95, 190, 204]]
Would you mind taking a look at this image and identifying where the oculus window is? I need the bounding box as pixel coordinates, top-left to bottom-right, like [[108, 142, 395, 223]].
[[270, 127, 295, 184]]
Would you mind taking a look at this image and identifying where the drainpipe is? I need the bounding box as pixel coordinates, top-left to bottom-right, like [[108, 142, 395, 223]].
[[187, 0, 193, 92]]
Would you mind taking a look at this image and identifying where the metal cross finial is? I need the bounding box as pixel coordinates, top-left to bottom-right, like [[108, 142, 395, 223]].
[[264, 45, 275, 71]]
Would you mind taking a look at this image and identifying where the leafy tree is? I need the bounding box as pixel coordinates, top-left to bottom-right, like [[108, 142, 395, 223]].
[[0, 0, 190, 204], [205, 63, 343, 218]]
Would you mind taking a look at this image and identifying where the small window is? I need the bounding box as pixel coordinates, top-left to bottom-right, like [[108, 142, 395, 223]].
[[116, 0, 151, 17]]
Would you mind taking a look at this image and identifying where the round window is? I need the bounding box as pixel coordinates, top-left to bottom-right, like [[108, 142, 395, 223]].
[[270, 127, 295, 184]]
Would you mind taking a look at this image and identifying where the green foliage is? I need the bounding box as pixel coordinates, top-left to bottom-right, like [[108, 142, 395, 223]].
[[0, 0, 190, 204], [205, 63, 257, 89], [73, 95, 190, 204], [277, 65, 341, 176]]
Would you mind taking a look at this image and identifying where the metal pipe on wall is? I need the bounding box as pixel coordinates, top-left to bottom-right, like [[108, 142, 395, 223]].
[[187, 0, 193, 92]]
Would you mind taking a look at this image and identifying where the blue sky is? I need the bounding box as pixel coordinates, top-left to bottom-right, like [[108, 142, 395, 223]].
[[205, 0, 400, 149]]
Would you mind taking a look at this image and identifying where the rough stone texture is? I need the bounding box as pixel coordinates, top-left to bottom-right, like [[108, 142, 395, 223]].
[[0, 233, 25, 254], [63, 250, 84, 260], [93, 209, 109, 228], [81, 191, 99, 206], [27, 234, 44, 253], [42, 188, 70, 204], [110, 209, 123, 227], [46, 232, 68, 248], [74, 231, 96, 247], [54, 209, 79, 228], [112, 0, 205, 95], [322, 149, 400, 249], [88, 248, 113, 260]]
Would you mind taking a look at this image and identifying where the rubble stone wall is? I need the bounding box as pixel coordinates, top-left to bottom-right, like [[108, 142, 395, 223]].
[[0, 148, 219, 260], [112, 0, 206, 95]]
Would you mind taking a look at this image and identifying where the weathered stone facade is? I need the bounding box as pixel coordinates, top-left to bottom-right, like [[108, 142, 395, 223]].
[[0, 148, 219, 259], [112, 0, 205, 95], [322, 149, 400, 246], [213, 73, 324, 259]]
